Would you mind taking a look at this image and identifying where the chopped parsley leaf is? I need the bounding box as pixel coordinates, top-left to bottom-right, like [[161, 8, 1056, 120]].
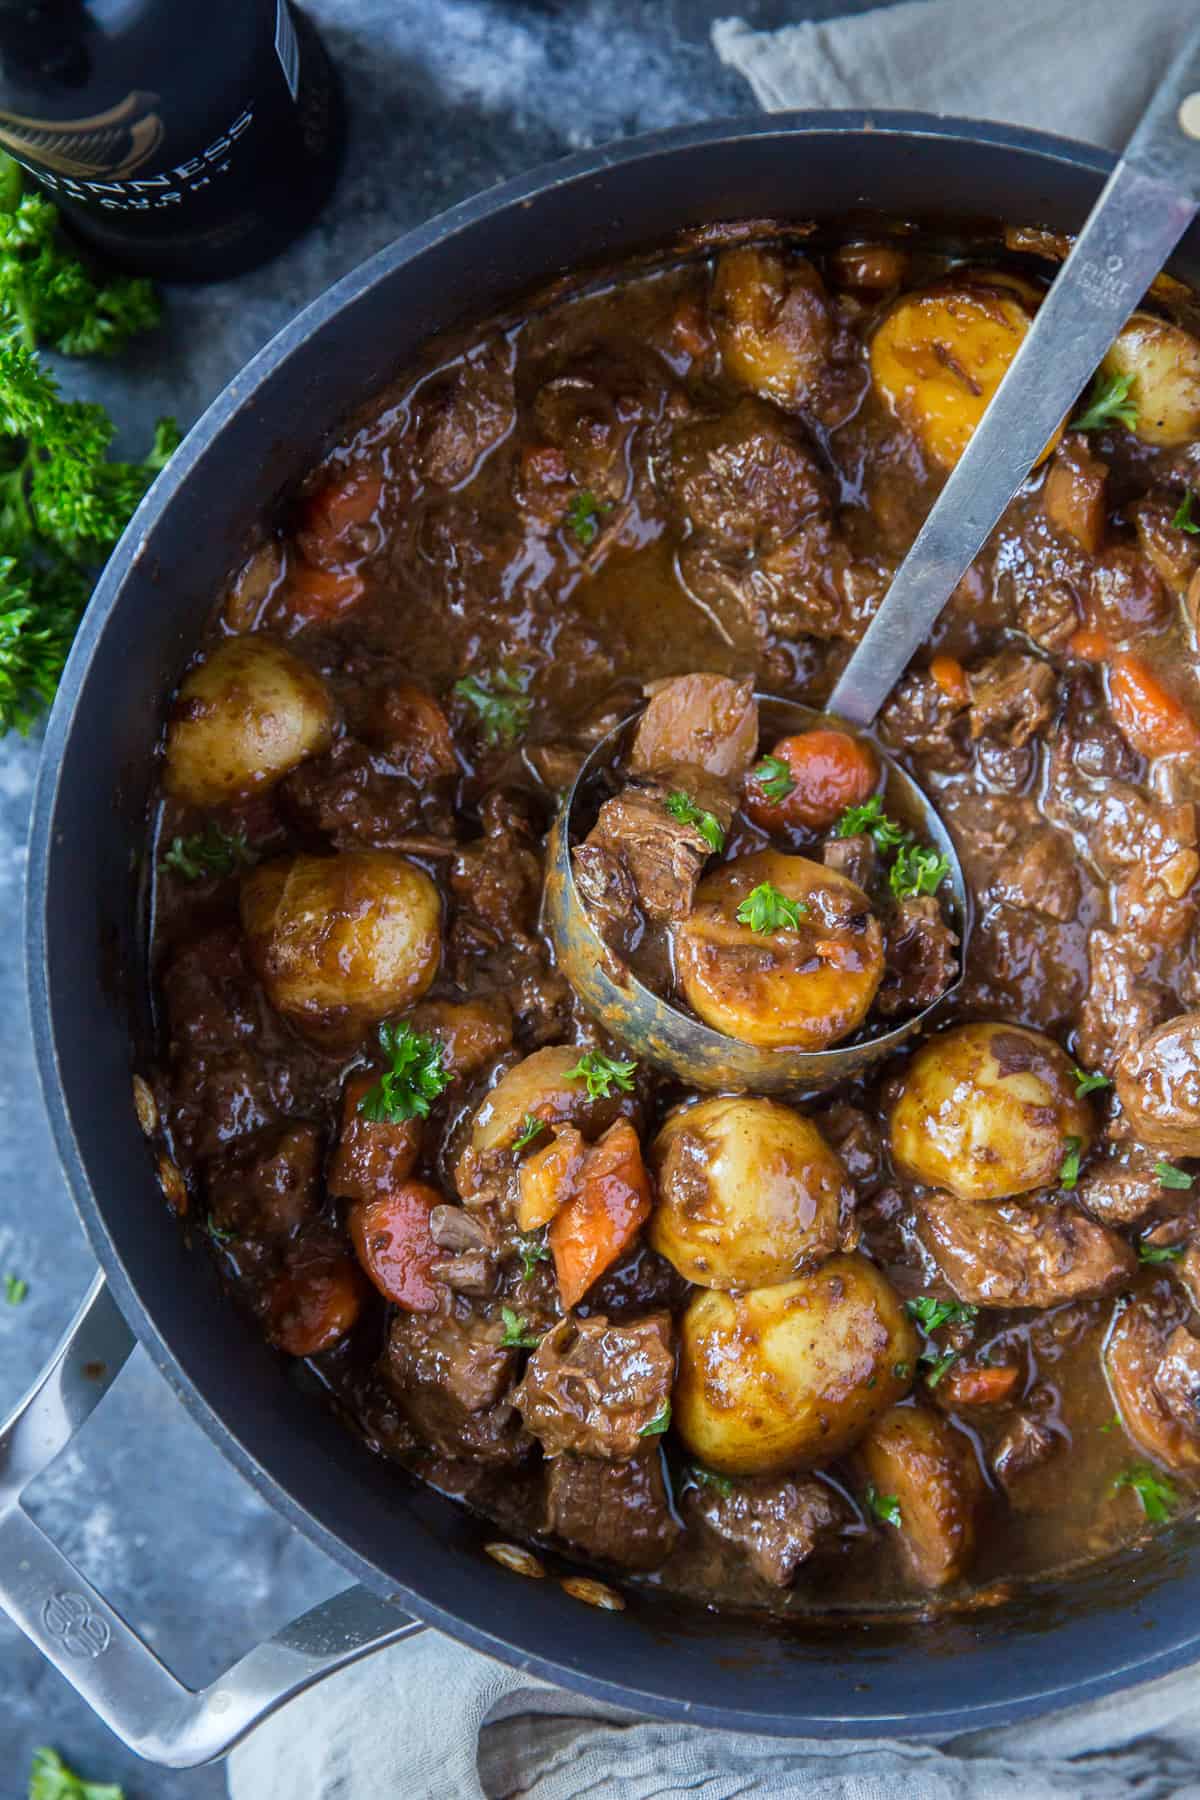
[[889, 842, 951, 901], [566, 1049, 637, 1100], [517, 1232, 551, 1281], [453, 665, 531, 746], [499, 1306, 541, 1350], [1113, 1462, 1179, 1524], [160, 821, 255, 881], [1072, 369, 1138, 433], [833, 793, 910, 851], [1138, 1241, 1185, 1265], [1072, 1065, 1112, 1099], [639, 1400, 671, 1437], [893, 1360, 912, 1381], [1172, 491, 1198, 535], [664, 789, 724, 853], [864, 1483, 901, 1528], [922, 1347, 958, 1389], [691, 1465, 733, 1496], [357, 1022, 450, 1124], [735, 881, 807, 934], [751, 754, 795, 804], [564, 488, 612, 548], [513, 1113, 547, 1155], [1059, 1135, 1083, 1190], [205, 1216, 234, 1246], [1155, 1160, 1194, 1191], [905, 1294, 978, 1333]]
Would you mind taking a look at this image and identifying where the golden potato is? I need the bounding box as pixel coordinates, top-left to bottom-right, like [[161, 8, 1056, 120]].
[[164, 635, 333, 807], [675, 850, 884, 1051], [871, 281, 1061, 472], [1101, 314, 1200, 447], [889, 1022, 1091, 1201], [649, 1096, 847, 1287], [463, 1045, 634, 1161], [710, 247, 832, 407], [673, 1254, 917, 1477], [855, 1405, 984, 1589], [241, 850, 440, 1045]]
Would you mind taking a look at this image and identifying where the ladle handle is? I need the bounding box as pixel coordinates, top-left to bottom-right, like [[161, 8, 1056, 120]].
[[827, 22, 1200, 729]]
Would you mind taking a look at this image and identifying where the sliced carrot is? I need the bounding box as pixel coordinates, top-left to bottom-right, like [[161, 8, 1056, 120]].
[[930, 653, 969, 706], [265, 1251, 364, 1356], [938, 1362, 1020, 1408], [549, 1118, 652, 1309], [300, 470, 383, 553], [1066, 627, 1111, 662], [327, 1070, 422, 1203], [349, 1182, 443, 1313], [281, 560, 366, 622], [743, 728, 879, 832], [1109, 652, 1200, 756], [517, 1124, 586, 1233]]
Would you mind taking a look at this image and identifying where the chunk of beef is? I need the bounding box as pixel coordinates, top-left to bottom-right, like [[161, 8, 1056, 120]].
[[1105, 1301, 1200, 1475], [876, 896, 958, 1019], [916, 1191, 1135, 1309], [1154, 1324, 1200, 1429], [960, 901, 1086, 1034], [670, 396, 829, 554], [1134, 493, 1200, 598], [817, 1103, 884, 1193], [1076, 928, 1173, 1077], [207, 1122, 321, 1242], [415, 335, 515, 488], [879, 667, 970, 772], [530, 342, 674, 509], [161, 926, 261, 1052], [450, 793, 543, 945], [822, 832, 876, 890], [168, 1047, 278, 1162], [1075, 1152, 1165, 1229], [1116, 1014, 1200, 1158], [967, 649, 1057, 750], [359, 682, 459, 783], [582, 772, 734, 925], [629, 674, 758, 781], [515, 1312, 674, 1458], [542, 1448, 680, 1570], [1091, 787, 1199, 956], [988, 829, 1080, 923], [1089, 544, 1172, 639], [991, 1412, 1059, 1491], [1049, 668, 1142, 801], [327, 1070, 421, 1202], [382, 1304, 529, 1464], [571, 841, 641, 957], [1042, 436, 1108, 555], [856, 1404, 984, 1590], [279, 738, 422, 849], [686, 1474, 851, 1586], [992, 514, 1085, 652], [408, 997, 513, 1080], [577, 1243, 690, 1321]]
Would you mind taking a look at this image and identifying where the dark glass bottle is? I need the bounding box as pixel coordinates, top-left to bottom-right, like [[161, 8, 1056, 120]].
[[0, 0, 344, 281]]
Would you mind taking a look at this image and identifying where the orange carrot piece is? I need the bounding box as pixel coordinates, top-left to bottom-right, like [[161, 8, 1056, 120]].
[[1066, 627, 1112, 662], [1109, 652, 1200, 756], [930, 653, 969, 706], [549, 1118, 652, 1309], [327, 1070, 422, 1203], [301, 470, 383, 548], [265, 1251, 364, 1356], [743, 728, 879, 832], [349, 1182, 443, 1313], [517, 1124, 586, 1233], [281, 560, 366, 621], [938, 1362, 1021, 1408]]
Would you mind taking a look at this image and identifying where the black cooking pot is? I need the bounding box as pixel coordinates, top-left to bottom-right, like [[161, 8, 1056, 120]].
[[12, 113, 1200, 1766]]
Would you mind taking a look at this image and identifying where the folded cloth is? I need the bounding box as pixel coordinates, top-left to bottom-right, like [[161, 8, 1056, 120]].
[[230, 3, 1200, 1794]]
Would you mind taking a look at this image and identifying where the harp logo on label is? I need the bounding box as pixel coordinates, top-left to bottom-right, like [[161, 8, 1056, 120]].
[[41, 1591, 111, 1660]]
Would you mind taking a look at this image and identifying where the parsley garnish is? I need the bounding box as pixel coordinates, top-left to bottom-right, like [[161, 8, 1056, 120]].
[[357, 1022, 450, 1124], [922, 1347, 957, 1389], [513, 1113, 547, 1155], [1156, 1160, 1194, 1191], [889, 842, 951, 900], [691, 1465, 733, 1496], [735, 881, 807, 933], [5, 1271, 26, 1304], [833, 794, 909, 850], [751, 755, 796, 804], [893, 1360, 912, 1380], [1100, 1414, 1121, 1434], [905, 1295, 978, 1333], [1059, 1135, 1083, 1190], [1113, 1463, 1178, 1524], [1072, 1065, 1111, 1099], [865, 1483, 902, 1528], [665, 789, 724, 853], [566, 1049, 637, 1100], [29, 1745, 124, 1800], [1138, 1241, 1185, 1265], [499, 1305, 541, 1349], [517, 1232, 550, 1281], [1072, 370, 1138, 433], [639, 1400, 672, 1437], [564, 488, 612, 547], [453, 665, 531, 747], [160, 820, 255, 881], [205, 1215, 235, 1246], [1174, 491, 1199, 535]]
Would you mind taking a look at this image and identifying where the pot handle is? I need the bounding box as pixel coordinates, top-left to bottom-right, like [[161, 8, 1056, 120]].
[[0, 1273, 424, 1767]]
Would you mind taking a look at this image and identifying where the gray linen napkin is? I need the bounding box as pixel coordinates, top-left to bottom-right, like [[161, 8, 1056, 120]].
[[229, 2, 1200, 1793]]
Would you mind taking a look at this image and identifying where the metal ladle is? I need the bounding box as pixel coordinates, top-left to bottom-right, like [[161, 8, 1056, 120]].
[[546, 32, 1200, 1092]]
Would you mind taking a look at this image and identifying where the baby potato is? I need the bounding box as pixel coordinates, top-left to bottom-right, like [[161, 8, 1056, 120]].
[[649, 1096, 847, 1287], [463, 1045, 634, 1162], [241, 850, 440, 1045], [889, 1022, 1091, 1201], [675, 850, 884, 1051], [674, 1254, 917, 1477], [164, 634, 333, 807], [871, 281, 1058, 473], [710, 247, 832, 407], [855, 1404, 985, 1590], [1101, 313, 1200, 447]]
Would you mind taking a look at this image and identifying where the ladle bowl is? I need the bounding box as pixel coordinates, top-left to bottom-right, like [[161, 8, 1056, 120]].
[[544, 693, 969, 1092]]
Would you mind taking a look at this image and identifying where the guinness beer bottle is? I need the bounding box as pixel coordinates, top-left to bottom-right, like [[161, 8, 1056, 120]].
[[0, 1, 345, 280]]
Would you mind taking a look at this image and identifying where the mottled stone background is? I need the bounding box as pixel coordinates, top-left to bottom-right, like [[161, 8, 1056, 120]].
[[0, 2, 878, 1791]]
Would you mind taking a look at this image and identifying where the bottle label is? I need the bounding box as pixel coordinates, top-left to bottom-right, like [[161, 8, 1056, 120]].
[[0, 91, 164, 181], [8, 104, 256, 212], [275, 1, 301, 102]]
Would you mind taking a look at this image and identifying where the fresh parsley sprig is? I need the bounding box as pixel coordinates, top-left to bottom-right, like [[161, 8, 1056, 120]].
[[665, 789, 724, 853], [564, 488, 612, 547], [357, 1022, 450, 1124], [1174, 491, 1199, 535], [1071, 370, 1137, 433], [889, 842, 951, 900], [833, 794, 909, 851], [639, 1400, 671, 1437], [864, 1484, 901, 1528], [1138, 1241, 1184, 1266], [1113, 1463, 1178, 1524], [1059, 1135, 1083, 1190], [517, 1232, 550, 1281], [905, 1295, 978, 1333], [160, 821, 255, 881], [1156, 1160, 1194, 1191], [750, 754, 795, 804], [499, 1305, 541, 1349], [453, 665, 531, 747], [567, 1049, 637, 1100], [1072, 1065, 1111, 1099], [735, 881, 807, 933], [512, 1113, 547, 1154]]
